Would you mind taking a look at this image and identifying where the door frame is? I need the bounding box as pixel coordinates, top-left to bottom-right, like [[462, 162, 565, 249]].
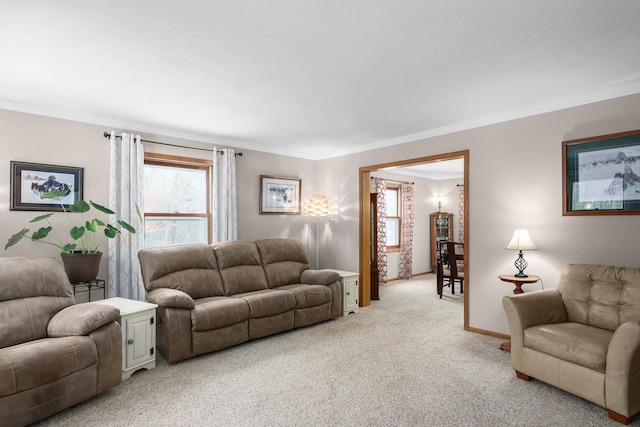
[[359, 149, 470, 330]]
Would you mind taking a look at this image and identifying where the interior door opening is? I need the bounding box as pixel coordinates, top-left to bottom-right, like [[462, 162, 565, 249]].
[[358, 150, 470, 330]]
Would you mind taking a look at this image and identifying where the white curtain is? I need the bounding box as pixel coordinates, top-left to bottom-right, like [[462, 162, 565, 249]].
[[398, 183, 415, 279], [108, 132, 145, 300], [212, 148, 237, 243]]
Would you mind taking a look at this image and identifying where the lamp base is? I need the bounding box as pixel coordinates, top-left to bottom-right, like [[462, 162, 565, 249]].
[[513, 251, 528, 278]]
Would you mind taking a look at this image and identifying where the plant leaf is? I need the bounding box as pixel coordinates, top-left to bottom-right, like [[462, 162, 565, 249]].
[[95, 218, 106, 226], [104, 224, 119, 238], [62, 243, 76, 253], [135, 203, 143, 222], [86, 219, 98, 233], [32, 227, 52, 240], [29, 213, 55, 223], [5, 228, 30, 249], [118, 219, 136, 234], [70, 226, 85, 240], [40, 188, 69, 199], [90, 201, 115, 215], [69, 200, 91, 213]]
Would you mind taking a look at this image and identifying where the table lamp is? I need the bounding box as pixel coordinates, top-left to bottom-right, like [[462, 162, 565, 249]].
[[506, 229, 537, 278]]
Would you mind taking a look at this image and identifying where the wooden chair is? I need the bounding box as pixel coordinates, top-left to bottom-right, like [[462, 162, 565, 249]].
[[436, 241, 464, 299]]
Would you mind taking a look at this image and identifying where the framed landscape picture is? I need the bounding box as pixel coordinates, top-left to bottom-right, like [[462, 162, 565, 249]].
[[563, 130, 640, 215], [259, 175, 301, 214], [10, 161, 83, 211]]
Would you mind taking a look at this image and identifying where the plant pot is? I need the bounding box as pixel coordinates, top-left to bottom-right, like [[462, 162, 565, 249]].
[[60, 251, 103, 283]]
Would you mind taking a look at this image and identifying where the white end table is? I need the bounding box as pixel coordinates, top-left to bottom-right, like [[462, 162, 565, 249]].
[[328, 270, 359, 316], [94, 297, 158, 380]]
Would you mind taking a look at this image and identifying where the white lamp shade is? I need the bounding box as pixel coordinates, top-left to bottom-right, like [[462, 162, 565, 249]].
[[506, 229, 537, 251], [303, 194, 333, 218]]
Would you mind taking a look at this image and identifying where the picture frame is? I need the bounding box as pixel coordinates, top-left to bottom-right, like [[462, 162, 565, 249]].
[[10, 161, 84, 211], [563, 129, 640, 216], [259, 175, 301, 215]]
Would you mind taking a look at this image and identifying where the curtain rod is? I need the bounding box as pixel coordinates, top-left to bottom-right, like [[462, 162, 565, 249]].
[[371, 177, 415, 185], [103, 132, 243, 156]]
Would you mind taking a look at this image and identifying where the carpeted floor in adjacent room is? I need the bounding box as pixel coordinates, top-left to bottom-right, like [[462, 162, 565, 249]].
[[35, 274, 631, 426]]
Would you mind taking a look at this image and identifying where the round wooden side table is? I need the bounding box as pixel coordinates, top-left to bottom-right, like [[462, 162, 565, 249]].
[[499, 274, 540, 294], [499, 274, 540, 352]]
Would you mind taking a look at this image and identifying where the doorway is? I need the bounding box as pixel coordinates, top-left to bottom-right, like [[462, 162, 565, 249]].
[[358, 150, 470, 330]]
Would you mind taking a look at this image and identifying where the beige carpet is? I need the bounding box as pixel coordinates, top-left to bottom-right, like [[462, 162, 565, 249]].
[[35, 275, 629, 426]]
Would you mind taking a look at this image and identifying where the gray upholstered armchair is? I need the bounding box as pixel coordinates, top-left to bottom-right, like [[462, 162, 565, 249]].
[[502, 264, 640, 424], [0, 257, 122, 427]]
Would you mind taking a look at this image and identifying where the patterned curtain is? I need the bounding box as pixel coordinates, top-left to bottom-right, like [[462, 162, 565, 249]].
[[212, 148, 238, 243], [108, 132, 145, 300], [373, 178, 388, 286], [458, 185, 464, 242], [398, 183, 415, 279]]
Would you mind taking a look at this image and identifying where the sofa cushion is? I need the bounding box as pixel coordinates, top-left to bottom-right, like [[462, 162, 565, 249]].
[[214, 241, 269, 295], [255, 239, 310, 287], [557, 264, 640, 331], [0, 257, 74, 350], [0, 336, 97, 398], [138, 244, 225, 299], [233, 290, 295, 318], [524, 322, 613, 372], [191, 297, 250, 332], [274, 284, 332, 309]]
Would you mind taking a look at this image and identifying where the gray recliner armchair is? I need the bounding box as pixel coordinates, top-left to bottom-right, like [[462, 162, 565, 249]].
[[0, 257, 122, 427], [502, 264, 640, 424]]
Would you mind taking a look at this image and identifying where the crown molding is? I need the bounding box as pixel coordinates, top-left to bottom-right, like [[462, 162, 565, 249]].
[[2, 80, 640, 162], [312, 81, 640, 160], [0, 99, 317, 160]]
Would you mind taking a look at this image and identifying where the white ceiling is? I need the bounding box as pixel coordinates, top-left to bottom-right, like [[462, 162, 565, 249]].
[[2, 1, 640, 160]]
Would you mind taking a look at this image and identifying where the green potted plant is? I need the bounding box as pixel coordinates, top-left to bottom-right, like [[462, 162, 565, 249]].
[[4, 189, 139, 283]]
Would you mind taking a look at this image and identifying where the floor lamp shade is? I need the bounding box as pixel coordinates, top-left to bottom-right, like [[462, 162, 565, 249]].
[[303, 194, 333, 218], [303, 194, 333, 269], [506, 229, 537, 278]]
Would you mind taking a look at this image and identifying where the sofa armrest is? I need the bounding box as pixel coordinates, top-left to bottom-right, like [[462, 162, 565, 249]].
[[606, 321, 640, 418], [502, 289, 567, 372], [146, 288, 195, 309], [89, 321, 122, 393], [48, 303, 120, 337], [301, 269, 340, 286]]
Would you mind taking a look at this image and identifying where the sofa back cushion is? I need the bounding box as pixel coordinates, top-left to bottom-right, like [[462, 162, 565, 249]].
[[213, 241, 269, 295], [255, 238, 310, 288], [557, 264, 640, 331], [138, 244, 225, 299], [0, 257, 74, 349]]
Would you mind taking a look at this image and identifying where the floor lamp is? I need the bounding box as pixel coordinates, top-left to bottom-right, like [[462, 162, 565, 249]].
[[303, 194, 333, 269]]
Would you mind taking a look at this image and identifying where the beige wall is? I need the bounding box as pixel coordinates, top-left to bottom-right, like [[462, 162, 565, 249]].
[[317, 93, 640, 335], [3, 92, 640, 334], [0, 109, 320, 281], [1, 110, 112, 279]]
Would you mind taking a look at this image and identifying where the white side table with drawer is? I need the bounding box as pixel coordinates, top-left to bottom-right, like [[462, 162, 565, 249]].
[[328, 270, 359, 316], [94, 297, 158, 380]]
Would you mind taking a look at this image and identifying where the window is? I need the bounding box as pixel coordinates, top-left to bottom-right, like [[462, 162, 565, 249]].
[[143, 153, 212, 248], [385, 184, 401, 252]]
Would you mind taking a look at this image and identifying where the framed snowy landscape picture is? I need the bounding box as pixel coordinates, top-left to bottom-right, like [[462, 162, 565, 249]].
[[563, 130, 640, 215], [259, 175, 301, 215]]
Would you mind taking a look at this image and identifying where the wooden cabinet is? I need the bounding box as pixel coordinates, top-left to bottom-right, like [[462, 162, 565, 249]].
[[430, 212, 454, 270], [95, 297, 157, 380], [328, 270, 360, 315]]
